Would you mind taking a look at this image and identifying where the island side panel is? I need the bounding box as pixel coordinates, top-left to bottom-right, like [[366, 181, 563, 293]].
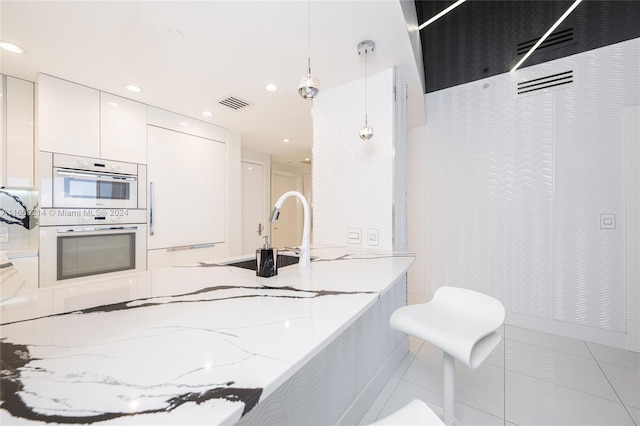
[[236, 274, 408, 425]]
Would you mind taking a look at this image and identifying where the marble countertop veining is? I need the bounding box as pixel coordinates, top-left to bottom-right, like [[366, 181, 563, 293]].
[[0, 247, 415, 425]]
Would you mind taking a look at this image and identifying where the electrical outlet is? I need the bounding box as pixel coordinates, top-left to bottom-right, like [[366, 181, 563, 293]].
[[347, 228, 362, 244], [367, 228, 379, 246], [0, 226, 9, 243]]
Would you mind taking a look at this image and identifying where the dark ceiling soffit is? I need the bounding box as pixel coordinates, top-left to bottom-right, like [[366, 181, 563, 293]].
[[414, 0, 640, 93]]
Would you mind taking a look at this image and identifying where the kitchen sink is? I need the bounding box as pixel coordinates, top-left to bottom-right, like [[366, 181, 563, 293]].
[[224, 254, 301, 271]]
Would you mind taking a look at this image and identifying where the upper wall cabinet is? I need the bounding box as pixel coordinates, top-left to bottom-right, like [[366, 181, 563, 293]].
[[37, 74, 100, 158], [37, 74, 147, 164], [100, 93, 147, 164], [1, 75, 35, 188]]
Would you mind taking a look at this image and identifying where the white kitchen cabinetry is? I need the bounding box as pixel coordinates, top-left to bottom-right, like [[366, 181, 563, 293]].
[[1, 75, 35, 187], [100, 92, 147, 163], [147, 125, 226, 258], [37, 74, 100, 158]]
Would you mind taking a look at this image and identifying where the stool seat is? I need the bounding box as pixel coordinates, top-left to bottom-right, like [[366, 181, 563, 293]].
[[370, 399, 445, 425], [388, 286, 505, 425], [389, 286, 504, 370]]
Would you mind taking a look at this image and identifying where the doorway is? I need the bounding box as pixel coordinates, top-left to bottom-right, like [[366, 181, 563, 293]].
[[271, 170, 303, 249], [241, 161, 267, 255]]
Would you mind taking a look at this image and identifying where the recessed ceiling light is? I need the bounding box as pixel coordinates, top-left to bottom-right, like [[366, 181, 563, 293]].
[[179, 121, 189, 126], [283, 139, 290, 143], [107, 102, 119, 107], [125, 84, 142, 93], [264, 83, 278, 92], [202, 111, 213, 117], [0, 41, 25, 54]]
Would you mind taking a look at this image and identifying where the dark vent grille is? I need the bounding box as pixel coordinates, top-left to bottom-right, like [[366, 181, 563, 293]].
[[218, 96, 252, 110], [517, 70, 573, 95], [517, 28, 575, 56]]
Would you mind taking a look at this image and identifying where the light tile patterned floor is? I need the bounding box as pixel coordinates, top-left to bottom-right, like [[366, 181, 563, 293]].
[[360, 325, 639, 425]]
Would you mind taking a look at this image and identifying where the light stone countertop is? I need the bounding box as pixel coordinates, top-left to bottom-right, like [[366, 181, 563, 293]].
[[0, 246, 415, 425]]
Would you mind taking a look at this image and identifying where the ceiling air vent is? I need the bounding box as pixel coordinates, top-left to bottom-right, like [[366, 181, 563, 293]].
[[218, 95, 253, 110], [517, 28, 575, 56], [516, 70, 574, 96]]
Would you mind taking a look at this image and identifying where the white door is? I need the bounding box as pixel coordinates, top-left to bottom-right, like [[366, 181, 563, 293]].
[[271, 171, 302, 249], [241, 161, 265, 254]]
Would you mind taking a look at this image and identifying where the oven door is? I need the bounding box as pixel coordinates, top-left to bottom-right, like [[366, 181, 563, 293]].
[[53, 168, 138, 209], [40, 224, 147, 287]]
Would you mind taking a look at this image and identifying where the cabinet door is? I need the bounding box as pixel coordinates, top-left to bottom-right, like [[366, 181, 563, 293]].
[[147, 126, 226, 250], [6, 76, 35, 187], [37, 74, 100, 157], [100, 92, 147, 163]]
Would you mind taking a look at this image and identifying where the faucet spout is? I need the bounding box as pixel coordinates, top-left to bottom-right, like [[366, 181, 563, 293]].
[[271, 191, 311, 267]]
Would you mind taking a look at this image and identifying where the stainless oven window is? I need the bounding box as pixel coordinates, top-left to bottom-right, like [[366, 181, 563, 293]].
[[64, 176, 132, 200], [57, 232, 136, 280]]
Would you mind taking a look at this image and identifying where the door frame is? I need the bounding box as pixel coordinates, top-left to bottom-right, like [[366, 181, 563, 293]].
[[241, 157, 270, 248]]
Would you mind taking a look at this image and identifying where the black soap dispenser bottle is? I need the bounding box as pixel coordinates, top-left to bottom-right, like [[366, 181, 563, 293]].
[[256, 236, 278, 277]]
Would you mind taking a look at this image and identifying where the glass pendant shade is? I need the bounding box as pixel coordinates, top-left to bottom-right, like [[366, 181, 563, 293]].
[[298, 72, 320, 99], [359, 124, 374, 141]]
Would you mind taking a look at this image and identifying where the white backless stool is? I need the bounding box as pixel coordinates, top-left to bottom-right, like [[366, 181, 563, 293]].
[[383, 286, 505, 426]]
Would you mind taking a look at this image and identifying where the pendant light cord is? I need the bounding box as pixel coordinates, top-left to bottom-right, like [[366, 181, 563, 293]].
[[307, 0, 311, 75], [364, 51, 368, 125]]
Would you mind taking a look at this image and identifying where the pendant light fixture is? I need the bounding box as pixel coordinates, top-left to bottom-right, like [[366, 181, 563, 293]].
[[298, 0, 319, 99], [357, 40, 375, 141]]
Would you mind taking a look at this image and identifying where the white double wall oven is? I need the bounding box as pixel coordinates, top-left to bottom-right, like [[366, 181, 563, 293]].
[[39, 152, 147, 287]]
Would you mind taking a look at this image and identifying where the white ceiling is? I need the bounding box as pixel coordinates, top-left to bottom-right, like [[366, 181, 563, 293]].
[[0, 0, 424, 164]]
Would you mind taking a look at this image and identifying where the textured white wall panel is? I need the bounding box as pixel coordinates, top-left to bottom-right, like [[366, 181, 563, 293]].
[[551, 40, 639, 332], [411, 38, 640, 339], [421, 63, 554, 318], [313, 69, 395, 249], [407, 126, 428, 300], [394, 72, 409, 250]]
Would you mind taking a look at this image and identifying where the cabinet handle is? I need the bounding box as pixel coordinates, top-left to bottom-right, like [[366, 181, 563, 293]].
[[257, 223, 263, 236], [149, 181, 155, 236], [167, 243, 216, 252]]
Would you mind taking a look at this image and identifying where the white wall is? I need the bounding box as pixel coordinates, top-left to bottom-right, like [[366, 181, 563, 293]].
[[313, 68, 402, 250], [408, 38, 640, 350]]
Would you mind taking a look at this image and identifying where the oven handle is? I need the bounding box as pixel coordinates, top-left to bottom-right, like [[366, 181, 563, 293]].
[[149, 181, 155, 236], [56, 169, 137, 182], [57, 226, 139, 234]]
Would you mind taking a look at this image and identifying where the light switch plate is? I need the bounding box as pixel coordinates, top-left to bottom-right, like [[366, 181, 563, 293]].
[[367, 228, 379, 246], [600, 214, 616, 229], [347, 228, 362, 244]]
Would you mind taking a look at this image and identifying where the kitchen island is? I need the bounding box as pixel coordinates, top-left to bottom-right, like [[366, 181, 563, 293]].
[[1, 247, 414, 425]]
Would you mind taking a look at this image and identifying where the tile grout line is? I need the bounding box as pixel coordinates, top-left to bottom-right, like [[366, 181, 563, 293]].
[[368, 341, 423, 423], [371, 345, 422, 423], [584, 340, 638, 426], [504, 325, 594, 360], [372, 377, 404, 423]]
